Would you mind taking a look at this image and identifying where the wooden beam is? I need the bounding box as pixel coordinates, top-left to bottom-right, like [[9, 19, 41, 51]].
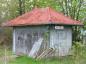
[[13, 29, 16, 53]]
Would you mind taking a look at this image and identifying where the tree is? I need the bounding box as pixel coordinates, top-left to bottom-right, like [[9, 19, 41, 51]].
[[56, 0, 84, 20], [18, 0, 25, 15], [56, 0, 84, 42]]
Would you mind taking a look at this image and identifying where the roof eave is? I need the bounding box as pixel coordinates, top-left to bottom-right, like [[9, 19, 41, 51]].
[[2, 23, 83, 27]]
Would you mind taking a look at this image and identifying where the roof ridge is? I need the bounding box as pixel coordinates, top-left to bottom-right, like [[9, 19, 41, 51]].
[[47, 7, 52, 24]]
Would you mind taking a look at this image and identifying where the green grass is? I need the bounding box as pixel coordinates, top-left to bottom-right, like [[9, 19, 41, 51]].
[[9, 56, 73, 64], [0, 46, 12, 57], [8, 55, 86, 64], [1, 43, 86, 64], [9, 56, 38, 64], [8, 44, 86, 64]]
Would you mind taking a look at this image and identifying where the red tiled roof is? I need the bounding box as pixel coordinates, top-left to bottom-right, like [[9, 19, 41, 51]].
[[2, 7, 83, 26]]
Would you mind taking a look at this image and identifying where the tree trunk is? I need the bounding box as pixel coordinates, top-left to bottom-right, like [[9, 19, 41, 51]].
[[19, 0, 25, 15]]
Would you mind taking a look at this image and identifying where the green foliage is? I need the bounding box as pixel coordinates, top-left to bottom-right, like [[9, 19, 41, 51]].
[[0, 27, 12, 48], [0, 42, 86, 64], [0, 0, 19, 23], [71, 42, 86, 64], [8, 55, 86, 64], [72, 42, 83, 55], [0, 45, 12, 57], [7, 42, 86, 64], [55, 0, 85, 42]]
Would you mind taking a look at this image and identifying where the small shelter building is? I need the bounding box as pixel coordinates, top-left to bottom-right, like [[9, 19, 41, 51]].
[[2, 7, 83, 58]]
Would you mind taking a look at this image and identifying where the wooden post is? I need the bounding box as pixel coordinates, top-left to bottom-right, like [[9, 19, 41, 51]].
[[13, 29, 16, 53], [4, 44, 7, 64]]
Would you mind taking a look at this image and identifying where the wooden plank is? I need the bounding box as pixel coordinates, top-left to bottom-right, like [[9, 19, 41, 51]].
[[37, 48, 55, 59], [29, 37, 43, 58], [13, 29, 16, 53]]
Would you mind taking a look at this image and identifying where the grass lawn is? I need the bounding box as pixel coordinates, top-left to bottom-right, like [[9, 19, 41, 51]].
[[9, 56, 74, 64], [8, 55, 86, 64], [0, 43, 86, 64]]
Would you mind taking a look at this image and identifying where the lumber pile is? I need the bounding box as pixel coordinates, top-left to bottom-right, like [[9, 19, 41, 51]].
[[37, 48, 55, 59]]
